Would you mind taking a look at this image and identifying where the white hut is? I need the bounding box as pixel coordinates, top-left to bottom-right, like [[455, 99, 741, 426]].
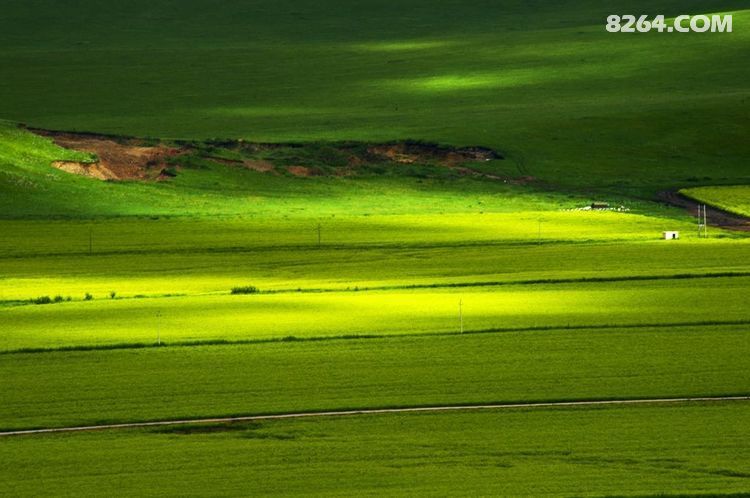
[[662, 231, 679, 240]]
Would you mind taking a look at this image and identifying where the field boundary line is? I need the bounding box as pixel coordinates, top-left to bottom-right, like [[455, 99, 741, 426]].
[[4, 318, 750, 356], [2, 396, 748, 438]]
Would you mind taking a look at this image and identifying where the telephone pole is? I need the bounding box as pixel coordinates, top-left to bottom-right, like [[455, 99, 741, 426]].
[[459, 298, 464, 333], [537, 219, 542, 244], [697, 204, 708, 238], [156, 310, 162, 345]]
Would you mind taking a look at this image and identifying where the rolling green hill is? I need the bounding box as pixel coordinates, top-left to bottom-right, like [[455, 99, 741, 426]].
[[0, 1, 748, 192]]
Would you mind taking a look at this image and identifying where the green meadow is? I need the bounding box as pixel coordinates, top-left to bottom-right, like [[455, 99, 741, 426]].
[[1, 0, 749, 495], [2, 326, 749, 430], [1, 2, 749, 193], [1, 403, 749, 497]]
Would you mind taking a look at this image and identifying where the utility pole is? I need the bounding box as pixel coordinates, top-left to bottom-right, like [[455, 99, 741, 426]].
[[538, 219, 542, 244], [156, 310, 161, 346], [697, 204, 708, 238], [459, 298, 464, 333]]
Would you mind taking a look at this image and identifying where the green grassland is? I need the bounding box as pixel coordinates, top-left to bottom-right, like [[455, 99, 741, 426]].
[[1, 0, 749, 495], [0, 121, 578, 218], [0, 1, 749, 193], [682, 185, 750, 217], [1, 326, 748, 430], [1, 403, 749, 497]]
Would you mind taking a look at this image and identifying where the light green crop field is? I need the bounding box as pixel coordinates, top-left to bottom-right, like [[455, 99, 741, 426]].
[[1, 403, 749, 497], [1, 0, 749, 495], [682, 185, 750, 217], [2, 326, 749, 430]]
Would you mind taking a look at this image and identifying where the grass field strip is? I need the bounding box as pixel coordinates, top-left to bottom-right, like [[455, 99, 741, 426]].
[[2, 396, 747, 438], [3, 270, 749, 308], [3, 318, 750, 355]]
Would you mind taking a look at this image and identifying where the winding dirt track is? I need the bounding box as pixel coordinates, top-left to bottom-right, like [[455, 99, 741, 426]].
[[2, 396, 748, 438], [658, 191, 750, 231]]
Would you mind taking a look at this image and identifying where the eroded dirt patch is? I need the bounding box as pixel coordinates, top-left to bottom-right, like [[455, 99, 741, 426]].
[[367, 142, 499, 166], [33, 127, 506, 182], [51, 161, 118, 180], [286, 165, 323, 177], [37, 130, 183, 181]]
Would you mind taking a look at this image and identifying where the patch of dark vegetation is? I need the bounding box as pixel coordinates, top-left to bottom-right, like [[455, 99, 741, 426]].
[[231, 285, 259, 295], [154, 422, 261, 435], [152, 422, 298, 440], [262, 271, 750, 295], [30, 295, 71, 305]]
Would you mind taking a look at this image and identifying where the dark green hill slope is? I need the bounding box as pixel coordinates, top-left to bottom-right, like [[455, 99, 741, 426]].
[[0, 1, 747, 191]]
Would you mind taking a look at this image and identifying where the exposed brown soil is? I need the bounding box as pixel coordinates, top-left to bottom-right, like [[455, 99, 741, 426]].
[[32, 128, 505, 182], [51, 161, 118, 180], [205, 156, 278, 175], [243, 159, 276, 173], [36, 130, 183, 181], [658, 191, 750, 232], [286, 165, 323, 177], [367, 143, 498, 166]]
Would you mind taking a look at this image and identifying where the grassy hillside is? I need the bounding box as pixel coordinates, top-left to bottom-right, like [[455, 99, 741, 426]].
[[0, 1, 748, 191]]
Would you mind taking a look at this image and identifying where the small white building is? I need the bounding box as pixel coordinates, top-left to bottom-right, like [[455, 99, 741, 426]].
[[662, 231, 680, 240]]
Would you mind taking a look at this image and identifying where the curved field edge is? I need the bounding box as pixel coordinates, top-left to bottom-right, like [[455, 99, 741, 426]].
[[681, 186, 750, 218]]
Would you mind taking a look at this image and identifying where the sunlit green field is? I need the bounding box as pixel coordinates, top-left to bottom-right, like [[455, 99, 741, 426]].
[[2, 0, 750, 495], [682, 185, 750, 217], [3, 276, 750, 351]]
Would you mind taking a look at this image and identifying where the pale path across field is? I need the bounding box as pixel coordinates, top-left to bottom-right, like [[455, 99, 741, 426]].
[[2, 396, 748, 438]]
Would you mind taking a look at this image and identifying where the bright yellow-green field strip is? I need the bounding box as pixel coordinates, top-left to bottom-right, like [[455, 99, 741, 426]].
[[681, 185, 750, 217], [2, 276, 749, 351]]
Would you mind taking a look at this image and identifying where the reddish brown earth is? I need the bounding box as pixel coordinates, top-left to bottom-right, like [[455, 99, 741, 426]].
[[286, 165, 324, 177], [367, 143, 498, 166], [35, 130, 183, 181]]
